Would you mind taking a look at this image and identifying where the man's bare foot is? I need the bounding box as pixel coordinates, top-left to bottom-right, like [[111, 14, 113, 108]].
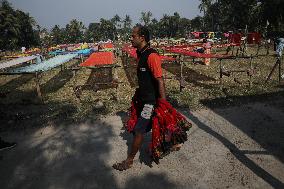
[[112, 159, 133, 171]]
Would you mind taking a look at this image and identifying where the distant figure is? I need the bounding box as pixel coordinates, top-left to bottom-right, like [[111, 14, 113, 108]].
[[21, 46, 26, 53], [194, 37, 211, 54]]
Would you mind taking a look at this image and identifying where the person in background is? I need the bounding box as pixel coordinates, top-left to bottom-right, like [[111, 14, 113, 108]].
[[21, 46, 26, 53]]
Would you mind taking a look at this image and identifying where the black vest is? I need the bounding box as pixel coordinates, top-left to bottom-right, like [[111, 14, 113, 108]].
[[136, 46, 159, 104]]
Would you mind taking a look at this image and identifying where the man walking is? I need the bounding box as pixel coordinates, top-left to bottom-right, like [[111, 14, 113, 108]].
[[113, 25, 166, 171]]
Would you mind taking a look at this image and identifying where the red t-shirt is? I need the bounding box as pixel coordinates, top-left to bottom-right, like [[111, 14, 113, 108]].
[[137, 53, 162, 78]]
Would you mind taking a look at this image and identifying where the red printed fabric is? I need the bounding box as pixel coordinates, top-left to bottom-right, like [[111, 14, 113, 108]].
[[228, 33, 242, 46], [247, 33, 262, 44], [191, 31, 204, 39], [168, 49, 231, 58], [160, 55, 176, 61], [101, 43, 114, 49], [122, 45, 176, 62], [126, 95, 192, 164], [164, 44, 200, 51], [80, 52, 114, 67], [214, 43, 238, 48], [122, 45, 137, 59]]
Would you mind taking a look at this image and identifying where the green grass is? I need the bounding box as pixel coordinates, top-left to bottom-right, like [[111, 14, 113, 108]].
[[0, 45, 283, 130]]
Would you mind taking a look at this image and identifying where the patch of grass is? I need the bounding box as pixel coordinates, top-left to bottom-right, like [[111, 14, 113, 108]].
[[0, 45, 283, 130]]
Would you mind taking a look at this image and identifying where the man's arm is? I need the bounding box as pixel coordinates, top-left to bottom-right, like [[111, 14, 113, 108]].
[[156, 77, 166, 99], [148, 53, 166, 99]]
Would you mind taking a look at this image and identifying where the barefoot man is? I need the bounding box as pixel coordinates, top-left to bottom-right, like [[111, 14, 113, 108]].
[[113, 25, 168, 171]]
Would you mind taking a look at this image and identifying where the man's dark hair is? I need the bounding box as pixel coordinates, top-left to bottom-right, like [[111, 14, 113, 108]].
[[136, 25, 151, 43]]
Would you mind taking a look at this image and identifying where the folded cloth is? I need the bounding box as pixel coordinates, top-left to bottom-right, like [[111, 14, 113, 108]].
[[276, 38, 284, 57], [126, 95, 192, 164]]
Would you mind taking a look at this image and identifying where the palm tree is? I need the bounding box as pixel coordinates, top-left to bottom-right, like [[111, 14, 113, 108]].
[[123, 15, 132, 40], [111, 14, 121, 40], [140, 11, 153, 26], [111, 14, 121, 28], [65, 19, 85, 43]]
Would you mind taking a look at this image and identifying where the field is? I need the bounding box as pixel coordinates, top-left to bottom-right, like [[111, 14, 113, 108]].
[[0, 45, 283, 131]]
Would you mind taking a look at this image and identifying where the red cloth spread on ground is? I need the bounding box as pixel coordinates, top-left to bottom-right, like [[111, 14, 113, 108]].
[[101, 43, 114, 49], [191, 31, 204, 38], [160, 55, 176, 61], [247, 32, 262, 44], [126, 96, 192, 163], [122, 45, 137, 58], [80, 52, 114, 67], [228, 33, 242, 46], [163, 44, 201, 51], [214, 43, 239, 48], [122, 45, 176, 62], [168, 48, 232, 59]]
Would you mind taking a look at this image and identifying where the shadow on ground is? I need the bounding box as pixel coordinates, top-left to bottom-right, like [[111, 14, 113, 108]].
[[116, 111, 153, 168], [121, 55, 137, 88], [0, 102, 180, 189], [41, 69, 73, 94], [181, 90, 284, 189], [0, 75, 34, 98], [163, 63, 216, 89]]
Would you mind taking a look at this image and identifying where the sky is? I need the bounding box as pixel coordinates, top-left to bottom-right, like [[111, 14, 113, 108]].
[[7, 0, 201, 30]]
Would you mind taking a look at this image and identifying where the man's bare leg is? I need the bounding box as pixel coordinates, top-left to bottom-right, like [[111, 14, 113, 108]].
[[113, 133, 144, 171]]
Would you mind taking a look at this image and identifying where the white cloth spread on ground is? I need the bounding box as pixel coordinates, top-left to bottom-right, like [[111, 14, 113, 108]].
[[0, 55, 37, 70], [7, 54, 78, 73]]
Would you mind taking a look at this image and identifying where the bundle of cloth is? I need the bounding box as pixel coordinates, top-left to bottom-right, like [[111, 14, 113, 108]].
[[126, 94, 192, 163], [276, 38, 284, 57]]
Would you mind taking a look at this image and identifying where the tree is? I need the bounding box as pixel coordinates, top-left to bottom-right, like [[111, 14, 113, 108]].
[[148, 18, 159, 38], [178, 18, 191, 37], [50, 25, 63, 45], [197, 0, 284, 32], [191, 16, 203, 31], [111, 14, 121, 40], [258, 0, 284, 33], [0, 0, 20, 49], [170, 12, 181, 37], [16, 10, 40, 48], [122, 14, 132, 40], [65, 19, 85, 43], [99, 18, 116, 41], [85, 22, 102, 42], [159, 14, 170, 38], [140, 11, 153, 26], [0, 0, 39, 50], [111, 14, 121, 29]]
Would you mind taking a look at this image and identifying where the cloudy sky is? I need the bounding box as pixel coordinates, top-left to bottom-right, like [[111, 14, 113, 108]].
[[7, 0, 201, 29]]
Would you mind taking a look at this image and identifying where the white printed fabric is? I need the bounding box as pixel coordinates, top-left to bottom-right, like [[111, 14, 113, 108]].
[[140, 104, 154, 119], [276, 38, 284, 57], [0, 55, 37, 70], [8, 54, 78, 73]]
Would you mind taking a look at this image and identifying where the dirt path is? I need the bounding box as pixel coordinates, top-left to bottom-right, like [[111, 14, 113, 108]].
[[0, 100, 283, 189]]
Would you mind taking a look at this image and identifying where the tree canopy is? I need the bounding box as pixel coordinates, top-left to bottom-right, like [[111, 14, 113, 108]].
[[1, 0, 283, 50], [0, 0, 40, 50]]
